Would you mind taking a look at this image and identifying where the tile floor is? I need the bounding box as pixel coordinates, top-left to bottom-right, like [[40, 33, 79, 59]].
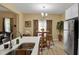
[[40, 40, 65, 55]]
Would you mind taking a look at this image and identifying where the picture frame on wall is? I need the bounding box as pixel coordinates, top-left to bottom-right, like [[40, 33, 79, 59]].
[[25, 21, 31, 27]]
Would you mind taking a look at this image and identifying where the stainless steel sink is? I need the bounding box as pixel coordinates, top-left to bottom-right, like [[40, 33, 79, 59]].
[[17, 43, 35, 50], [6, 49, 32, 55], [6, 43, 35, 55]]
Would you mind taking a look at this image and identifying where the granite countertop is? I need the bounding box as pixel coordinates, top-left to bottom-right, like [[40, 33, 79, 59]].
[[0, 36, 40, 55]]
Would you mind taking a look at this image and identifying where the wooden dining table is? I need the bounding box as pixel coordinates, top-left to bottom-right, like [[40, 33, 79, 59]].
[[37, 31, 49, 37]]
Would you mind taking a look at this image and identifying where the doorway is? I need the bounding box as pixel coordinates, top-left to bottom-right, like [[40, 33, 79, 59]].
[[3, 17, 17, 39]]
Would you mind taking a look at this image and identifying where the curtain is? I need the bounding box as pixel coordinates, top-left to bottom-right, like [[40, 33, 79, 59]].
[[33, 20, 38, 36], [46, 20, 52, 40]]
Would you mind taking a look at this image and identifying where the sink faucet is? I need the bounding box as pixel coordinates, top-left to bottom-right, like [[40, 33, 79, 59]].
[[9, 32, 22, 49], [18, 32, 22, 38], [9, 33, 13, 49]]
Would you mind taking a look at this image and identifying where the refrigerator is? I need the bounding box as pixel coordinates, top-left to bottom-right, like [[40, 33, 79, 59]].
[[64, 17, 78, 55]]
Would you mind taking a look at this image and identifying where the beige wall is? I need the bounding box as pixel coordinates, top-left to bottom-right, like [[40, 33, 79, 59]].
[[0, 4, 24, 35], [23, 13, 64, 39], [0, 4, 64, 39]]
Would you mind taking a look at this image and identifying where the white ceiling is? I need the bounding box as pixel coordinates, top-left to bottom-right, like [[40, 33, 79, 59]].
[[13, 3, 74, 14], [0, 3, 74, 14]]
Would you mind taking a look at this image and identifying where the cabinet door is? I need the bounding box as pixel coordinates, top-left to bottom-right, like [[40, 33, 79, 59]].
[[65, 4, 78, 20], [16, 49, 26, 55]]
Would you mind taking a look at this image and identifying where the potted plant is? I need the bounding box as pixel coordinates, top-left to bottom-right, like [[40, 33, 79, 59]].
[[56, 21, 64, 41]]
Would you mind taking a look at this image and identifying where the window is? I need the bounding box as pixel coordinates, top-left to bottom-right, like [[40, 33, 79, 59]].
[[38, 20, 47, 36], [38, 20, 47, 32], [4, 18, 11, 32]]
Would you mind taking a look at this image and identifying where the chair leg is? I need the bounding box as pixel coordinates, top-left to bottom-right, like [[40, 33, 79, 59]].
[[47, 40, 50, 49]]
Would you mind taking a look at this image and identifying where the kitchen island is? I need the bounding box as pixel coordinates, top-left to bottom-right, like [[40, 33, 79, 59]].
[[0, 36, 40, 55]]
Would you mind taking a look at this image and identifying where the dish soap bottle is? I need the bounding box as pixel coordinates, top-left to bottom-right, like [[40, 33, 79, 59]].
[[16, 39, 19, 44]]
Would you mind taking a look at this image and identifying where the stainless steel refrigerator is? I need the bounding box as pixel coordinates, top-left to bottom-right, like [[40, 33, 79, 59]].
[[64, 17, 78, 55]]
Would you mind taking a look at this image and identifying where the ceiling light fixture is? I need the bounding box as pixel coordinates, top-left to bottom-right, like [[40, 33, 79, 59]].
[[41, 12, 48, 17], [41, 6, 48, 17]]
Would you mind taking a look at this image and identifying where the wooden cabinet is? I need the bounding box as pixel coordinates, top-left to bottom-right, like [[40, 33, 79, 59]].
[[65, 4, 78, 20], [15, 49, 32, 55], [16, 49, 26, 55]]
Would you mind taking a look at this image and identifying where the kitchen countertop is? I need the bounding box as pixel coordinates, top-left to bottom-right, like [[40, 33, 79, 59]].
[[0, 36, 40, 55]]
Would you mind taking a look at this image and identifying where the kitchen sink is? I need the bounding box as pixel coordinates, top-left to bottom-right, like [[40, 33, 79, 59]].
[[17, 43, 35, 50], [6, 43, 35, 55], [6, 49, 32, 55]]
